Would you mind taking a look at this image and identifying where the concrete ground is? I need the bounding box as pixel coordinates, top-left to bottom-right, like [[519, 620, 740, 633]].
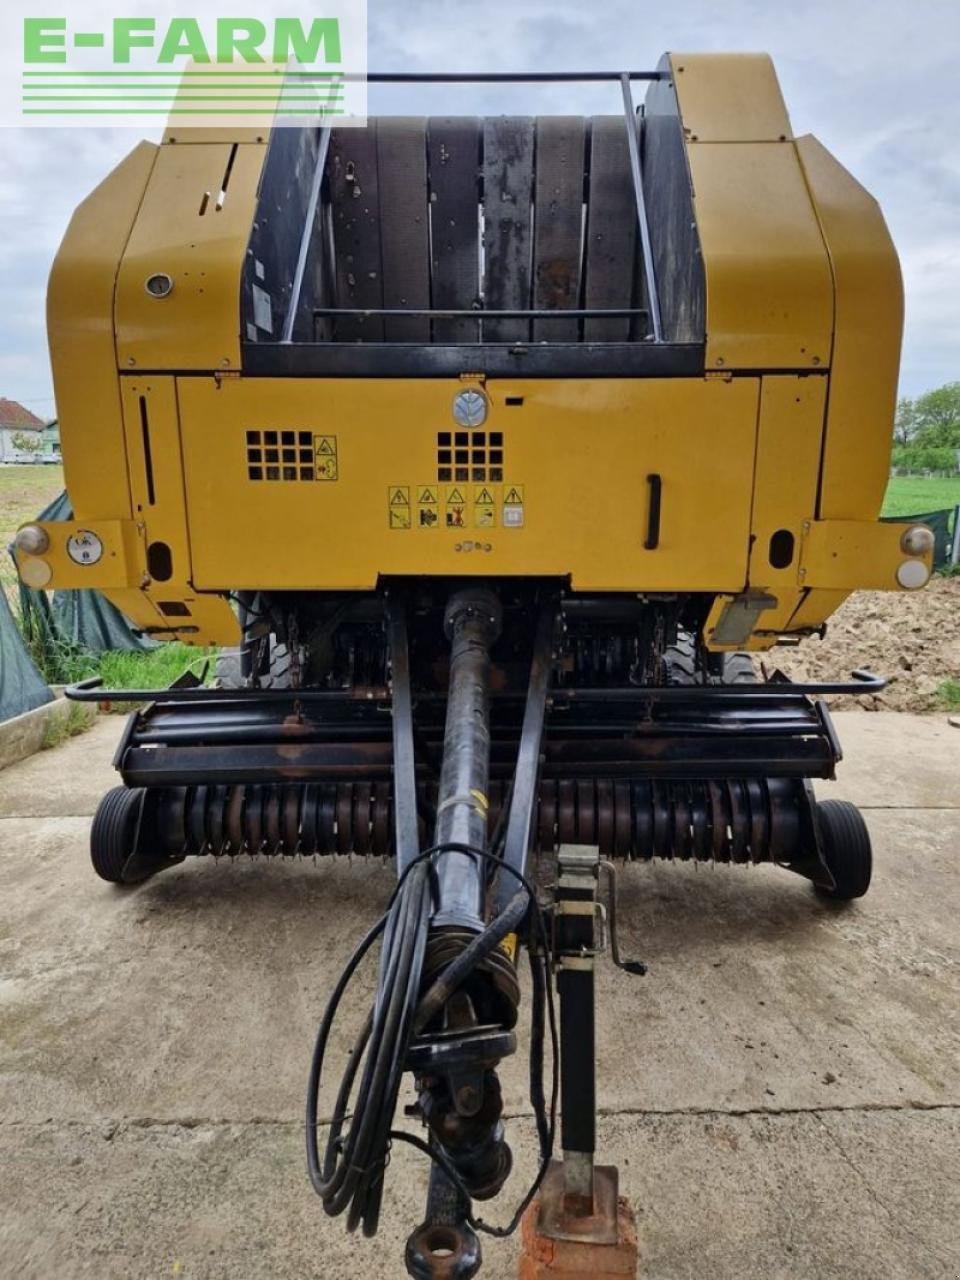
[[1, 712, 958, 1279]]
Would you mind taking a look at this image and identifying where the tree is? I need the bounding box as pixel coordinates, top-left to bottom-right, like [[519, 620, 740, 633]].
[[893, 396, 918, 445], [10, 431, 42, 455], [913, 382, 960, 449]]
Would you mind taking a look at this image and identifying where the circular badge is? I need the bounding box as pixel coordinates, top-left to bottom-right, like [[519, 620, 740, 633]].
[[67, 530, 104, 566], [452, 389, 488, 428]]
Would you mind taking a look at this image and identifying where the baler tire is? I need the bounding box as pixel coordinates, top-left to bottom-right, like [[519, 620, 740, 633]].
[[662, 634, 756, 686], [814, 799, 872, 901], [215, 638, 293, 690], [719, 652, 757, 685], [661, 634, 698, 685], [90, 786, 141, 883]]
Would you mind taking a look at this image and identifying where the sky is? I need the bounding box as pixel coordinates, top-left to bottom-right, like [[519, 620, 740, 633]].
[[1, 0, 958, 419]]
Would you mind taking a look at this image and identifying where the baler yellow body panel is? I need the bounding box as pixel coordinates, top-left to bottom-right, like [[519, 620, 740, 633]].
[[46, 140, 157, 522], [796, 134, 905, 522], [178, 375, 760, 592], [115, 141, 265, 373], [23, 52, 923, 651]]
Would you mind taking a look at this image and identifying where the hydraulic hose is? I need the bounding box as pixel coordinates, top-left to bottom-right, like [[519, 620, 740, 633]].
[[305, 846, 558, 1240]]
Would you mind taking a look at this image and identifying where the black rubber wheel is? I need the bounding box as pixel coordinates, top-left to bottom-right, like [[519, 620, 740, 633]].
[[90, 786, 142, 883], [215, 636, 294, 689], [718, 651, 757, 685], [815, 799, 872, 900], [662, 632, 755, 686]]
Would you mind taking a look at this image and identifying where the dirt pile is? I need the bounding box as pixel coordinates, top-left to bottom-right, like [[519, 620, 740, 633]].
[[769, 576, 960, 711]]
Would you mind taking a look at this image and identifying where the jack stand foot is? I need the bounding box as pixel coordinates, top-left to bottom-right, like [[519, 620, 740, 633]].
[[518, 1162, 638, 1278]]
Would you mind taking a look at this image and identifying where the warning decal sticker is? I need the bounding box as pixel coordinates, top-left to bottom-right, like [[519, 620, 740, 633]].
[[384, 482, 524, 531], [502, 484, 524, 528], [314, 435, 339, 481], [417, 484, 439, 528], [474, 484, 497, 529], [445, 485, 467, 529], [388, 486, 411, 529]]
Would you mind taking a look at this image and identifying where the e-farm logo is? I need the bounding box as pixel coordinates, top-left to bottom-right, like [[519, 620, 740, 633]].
[[2, 3, 367, 127]]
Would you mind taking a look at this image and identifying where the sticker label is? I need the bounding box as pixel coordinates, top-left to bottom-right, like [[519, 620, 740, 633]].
[[66, 529, 103, 565], [474, 484, 497, 529], [388, 486, 411, 529], [445, 485, 467, 529], [314, 434, 339, 481], [417, 484, 439, 528], [251, 283, 273, 334], [502, 484, 524, 528]]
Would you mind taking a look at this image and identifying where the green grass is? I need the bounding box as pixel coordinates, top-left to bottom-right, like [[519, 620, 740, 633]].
[[882, 473, 960, 517], [937, 680, 960, 711], [96, 644, 217, 693], [0, 463, 65, 597], [22, 625, 216, 700], [41, 701, 91, 750]]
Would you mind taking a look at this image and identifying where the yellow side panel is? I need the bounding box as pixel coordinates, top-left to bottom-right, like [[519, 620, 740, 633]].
[[787, 589, 851, 632], [119, 377, 239, 645], [14, 519, 143, 590], [748, 374, 826, 595], [163, 126, 269, 145], [686, 143, 833, 371], [47, 141, 157, 521], [120, 378, 191, 579], [115, 141, 265, 373], [669, 53, 792, 142], [799, 520, 931, 591], [177, 376, 761, 593], [796, 135, 904, 520]]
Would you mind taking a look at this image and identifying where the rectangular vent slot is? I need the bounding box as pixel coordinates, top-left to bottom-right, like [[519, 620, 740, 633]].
[[139, 395, 156, 505], [246, 429, 317, 481], [437, 430, 503, 484]]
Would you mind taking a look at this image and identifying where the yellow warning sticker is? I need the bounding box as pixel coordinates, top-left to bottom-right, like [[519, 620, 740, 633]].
[[502, 483, 524, 529], [417, 482, 439, 528], [471, 485, 497, 528], [314, 434, 339, 481], [445, 484, 467, 529], [388, 485, 411, 530]]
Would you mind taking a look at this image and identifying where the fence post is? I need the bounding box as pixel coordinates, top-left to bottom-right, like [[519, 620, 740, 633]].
[[951, 505, 960, 566]]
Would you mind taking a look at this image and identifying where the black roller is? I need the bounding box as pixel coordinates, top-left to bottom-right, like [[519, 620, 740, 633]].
[[138, 775, 805, 866]]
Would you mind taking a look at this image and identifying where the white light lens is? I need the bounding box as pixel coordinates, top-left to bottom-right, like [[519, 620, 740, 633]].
[[896, 559, 930, 589], [900, 525, 934, 556], [14, 524, 49, 556], [19, 557, 52, 589]]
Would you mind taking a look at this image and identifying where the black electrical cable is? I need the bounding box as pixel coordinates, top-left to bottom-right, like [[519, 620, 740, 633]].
[[305, 843, 559, 1241]]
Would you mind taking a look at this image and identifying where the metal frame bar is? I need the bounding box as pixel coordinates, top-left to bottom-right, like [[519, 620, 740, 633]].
[[364, 72, 666, 83], [64, 670, 887, 705], [241, 341, 703, 378], [494, 603, 556, 913], [311, 307, 646, 320], [268, 70, 669, 352], [620, 73, 662, 342], [280, 124, 332, 344]]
